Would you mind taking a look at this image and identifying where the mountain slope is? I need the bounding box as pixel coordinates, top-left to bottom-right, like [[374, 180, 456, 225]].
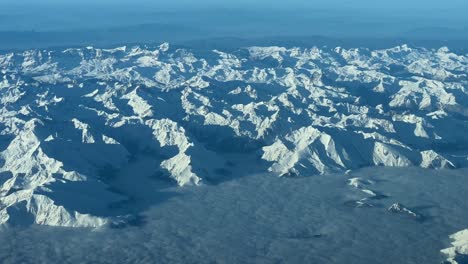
[[0, 43, 466, 227]]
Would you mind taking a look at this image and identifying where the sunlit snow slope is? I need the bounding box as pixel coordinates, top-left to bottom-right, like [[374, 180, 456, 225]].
[[0, 43, 467, 227]]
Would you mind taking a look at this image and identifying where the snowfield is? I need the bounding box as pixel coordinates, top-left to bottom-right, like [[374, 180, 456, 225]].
[[0, 43, 467, 227], [0, 42, 467, 262]]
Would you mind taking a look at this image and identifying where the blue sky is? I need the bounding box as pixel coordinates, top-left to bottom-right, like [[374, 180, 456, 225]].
[[1, 0, 467, 48], [3, 0, 468, 8]]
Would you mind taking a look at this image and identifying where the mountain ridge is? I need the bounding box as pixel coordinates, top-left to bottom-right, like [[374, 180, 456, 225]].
[[0, 43, 466, 227]]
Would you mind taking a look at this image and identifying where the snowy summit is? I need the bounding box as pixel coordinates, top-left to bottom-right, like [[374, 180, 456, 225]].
[[0, 43, 467, 227]]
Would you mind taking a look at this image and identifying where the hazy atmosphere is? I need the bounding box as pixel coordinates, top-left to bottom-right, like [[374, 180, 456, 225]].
[[1, 0, 467, 50]]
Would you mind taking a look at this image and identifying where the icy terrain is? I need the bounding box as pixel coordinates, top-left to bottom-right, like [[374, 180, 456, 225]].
[[0, 43, 467, 263], [0, 43, 467, 228]]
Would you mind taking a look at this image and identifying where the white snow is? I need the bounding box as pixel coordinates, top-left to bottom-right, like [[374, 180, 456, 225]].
[[0, 43, 466, 228], [442, 229, 468, 263]]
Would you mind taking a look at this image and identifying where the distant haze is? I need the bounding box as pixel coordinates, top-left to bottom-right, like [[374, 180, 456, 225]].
[[0, 0, 467, 50]]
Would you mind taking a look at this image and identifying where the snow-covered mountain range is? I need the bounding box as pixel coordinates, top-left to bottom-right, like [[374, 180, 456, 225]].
[[0, 43, 466, 227]]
